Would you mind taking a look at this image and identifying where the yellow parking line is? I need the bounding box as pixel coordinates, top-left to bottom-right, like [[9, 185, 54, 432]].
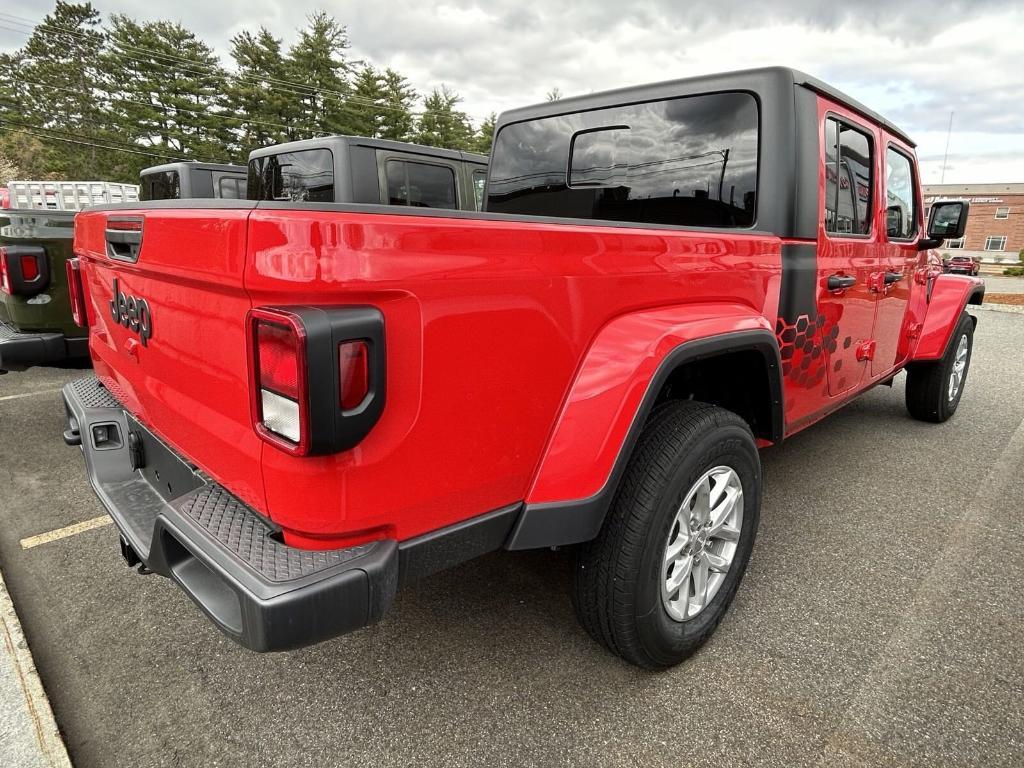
[[0, 388, 62, 403], [20, 515, 113, 550]]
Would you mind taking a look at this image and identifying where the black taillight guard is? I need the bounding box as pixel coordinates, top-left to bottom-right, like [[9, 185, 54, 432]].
[[247, 306, 386, 456], [1, 245, 49, 296]]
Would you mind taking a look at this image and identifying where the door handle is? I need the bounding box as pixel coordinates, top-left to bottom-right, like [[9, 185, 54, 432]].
[[884, 271, 904, 285], [827, 274, 857, 291]]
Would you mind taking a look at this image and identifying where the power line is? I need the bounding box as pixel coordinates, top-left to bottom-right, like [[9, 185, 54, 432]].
[[0, 19, 466, 122], [0, 113, 222, 161], [0, 14, 481, 123], [2, 67, 327, 138], [0, 120, 201, 161]]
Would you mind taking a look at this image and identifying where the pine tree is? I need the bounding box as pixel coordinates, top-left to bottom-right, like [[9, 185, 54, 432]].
[[415, 86, 474, 150], [103, 16, 231, 171], [473, 112, 496, 155], [226, 28, 303, 156], [378, 69, 417, 142], [342, 66, 385, 137], [3, 2, 114, 178], [286, 12, 352, 133]]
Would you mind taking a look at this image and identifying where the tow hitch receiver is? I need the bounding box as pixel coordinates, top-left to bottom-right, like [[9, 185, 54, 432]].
[[119, 535, 141, 568]]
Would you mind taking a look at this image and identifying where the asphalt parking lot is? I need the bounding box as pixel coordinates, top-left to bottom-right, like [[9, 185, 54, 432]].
[[1, 307, 1022, 768]]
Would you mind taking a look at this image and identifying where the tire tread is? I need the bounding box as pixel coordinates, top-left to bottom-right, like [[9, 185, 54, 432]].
[[571, 400, 754, 668]]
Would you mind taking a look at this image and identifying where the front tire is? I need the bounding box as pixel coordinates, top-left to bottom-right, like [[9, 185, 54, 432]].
[[905, 311, 974, 423], [570, 401, 761, 669]]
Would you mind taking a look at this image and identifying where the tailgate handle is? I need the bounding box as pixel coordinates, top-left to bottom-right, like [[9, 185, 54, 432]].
[[105, 216, 143, 262]]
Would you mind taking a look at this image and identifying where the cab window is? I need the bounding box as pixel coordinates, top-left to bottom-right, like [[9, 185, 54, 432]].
[[386, 160, 458, 209], [140, 170, 180, 201], [885, 147, 917, 240], [472, 168, 487, 210], [247, 149, 334, 202], [487, 92, 758, 227], [824, 118, 873, 236], [217, 176, 246, 200]]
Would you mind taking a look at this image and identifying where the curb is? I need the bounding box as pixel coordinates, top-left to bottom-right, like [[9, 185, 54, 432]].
[[968, 303, 1024, 315], [0, 569, 72, 768]]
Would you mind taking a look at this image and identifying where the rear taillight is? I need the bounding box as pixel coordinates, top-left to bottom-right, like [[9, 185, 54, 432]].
[[0, 246, 48, 296], [0, 251, 9, 294], [247, 306, 386, 456], [66, 257, 88, 327], [20, 255, 39, 281], [339, 341, 369, 410], [251, 312, 308, 452]]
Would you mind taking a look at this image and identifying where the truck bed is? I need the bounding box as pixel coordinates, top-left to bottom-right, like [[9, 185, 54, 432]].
[[74, 202, 782, 547]]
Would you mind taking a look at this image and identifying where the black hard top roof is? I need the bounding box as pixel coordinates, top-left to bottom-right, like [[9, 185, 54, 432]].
[[141, 161, 246, 176], [496, 66, 914, 147], [248, 135, 489, 165]]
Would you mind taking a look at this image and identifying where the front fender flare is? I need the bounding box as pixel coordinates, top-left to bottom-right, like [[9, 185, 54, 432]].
[[506, 304, 782, 550], [912, 274, 984, 362]]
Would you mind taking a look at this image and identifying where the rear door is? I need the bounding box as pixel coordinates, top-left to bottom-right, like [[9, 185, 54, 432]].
[[816, 108, 883, 396], [872, 141, 920, 375]]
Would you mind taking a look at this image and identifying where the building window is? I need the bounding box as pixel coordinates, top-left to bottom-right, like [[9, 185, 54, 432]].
[[995, 206, 1009, 219], [946, 237, 965, 249], [984, 235, 1008, 251]]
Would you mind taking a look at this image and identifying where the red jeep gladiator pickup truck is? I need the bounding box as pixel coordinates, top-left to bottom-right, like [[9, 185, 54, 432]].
[[62, 68, 982, 668]]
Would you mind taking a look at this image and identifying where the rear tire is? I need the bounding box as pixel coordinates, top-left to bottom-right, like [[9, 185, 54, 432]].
[[570, 400, 761, 669], [905, 311, 974, 423]]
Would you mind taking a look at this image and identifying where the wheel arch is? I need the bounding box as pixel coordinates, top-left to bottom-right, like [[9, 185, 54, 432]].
[[913, 275, 984, 362], [507, 317, 782, 551]]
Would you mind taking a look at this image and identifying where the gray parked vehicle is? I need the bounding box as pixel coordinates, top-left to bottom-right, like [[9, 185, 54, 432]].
[[139, 162, 248, 201], [247, 136, 488, 211]]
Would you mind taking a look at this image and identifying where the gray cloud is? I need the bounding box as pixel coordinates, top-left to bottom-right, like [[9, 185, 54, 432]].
[[3, 0, 1023, 182]]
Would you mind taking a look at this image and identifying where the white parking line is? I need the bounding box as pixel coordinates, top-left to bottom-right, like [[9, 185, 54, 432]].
[[0, 388, 62, 403], [19, 515, 113, 550]]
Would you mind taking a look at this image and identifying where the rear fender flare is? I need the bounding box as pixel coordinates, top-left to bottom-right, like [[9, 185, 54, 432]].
[[506, 304, 782, 550], [912, 275, 984, 361]]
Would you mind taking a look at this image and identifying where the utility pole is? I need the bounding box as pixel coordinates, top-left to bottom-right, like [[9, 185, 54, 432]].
[[940, 111, 954, 183]]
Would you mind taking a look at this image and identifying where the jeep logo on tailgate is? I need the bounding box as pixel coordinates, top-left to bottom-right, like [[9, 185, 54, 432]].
[[109, 277, 153, 346]]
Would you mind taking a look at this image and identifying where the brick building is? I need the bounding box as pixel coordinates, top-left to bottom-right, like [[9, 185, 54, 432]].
[[922, 183, 1024, 264]]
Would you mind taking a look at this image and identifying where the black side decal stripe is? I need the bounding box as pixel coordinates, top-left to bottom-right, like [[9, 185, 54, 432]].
[[779, 243, 818, 323]]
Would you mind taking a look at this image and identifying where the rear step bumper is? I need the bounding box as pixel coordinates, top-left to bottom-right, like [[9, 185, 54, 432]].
[[0, 321, 88, 372], [61, 376, 398, 652]]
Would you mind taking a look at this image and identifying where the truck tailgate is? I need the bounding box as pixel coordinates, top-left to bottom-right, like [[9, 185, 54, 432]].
[[74, 206, 265, 510]]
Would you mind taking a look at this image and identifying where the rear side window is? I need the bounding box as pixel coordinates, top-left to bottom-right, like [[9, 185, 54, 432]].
[[248, 149, 334, 202], [487, 92, 759, 228], [386, 160, 458, 209], [140, 171, 180, 201], [885, 147, 917, 240], [824, 118, 873, 236], [472, 168, 487, 210], [217, 176, 246, 199]]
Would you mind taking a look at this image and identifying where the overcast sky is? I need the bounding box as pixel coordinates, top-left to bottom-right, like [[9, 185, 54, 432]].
[[3, 1, 1022, 184]]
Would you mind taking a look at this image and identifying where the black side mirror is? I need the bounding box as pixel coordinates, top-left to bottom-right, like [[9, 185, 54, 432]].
[[920, 200, 970, 250]]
